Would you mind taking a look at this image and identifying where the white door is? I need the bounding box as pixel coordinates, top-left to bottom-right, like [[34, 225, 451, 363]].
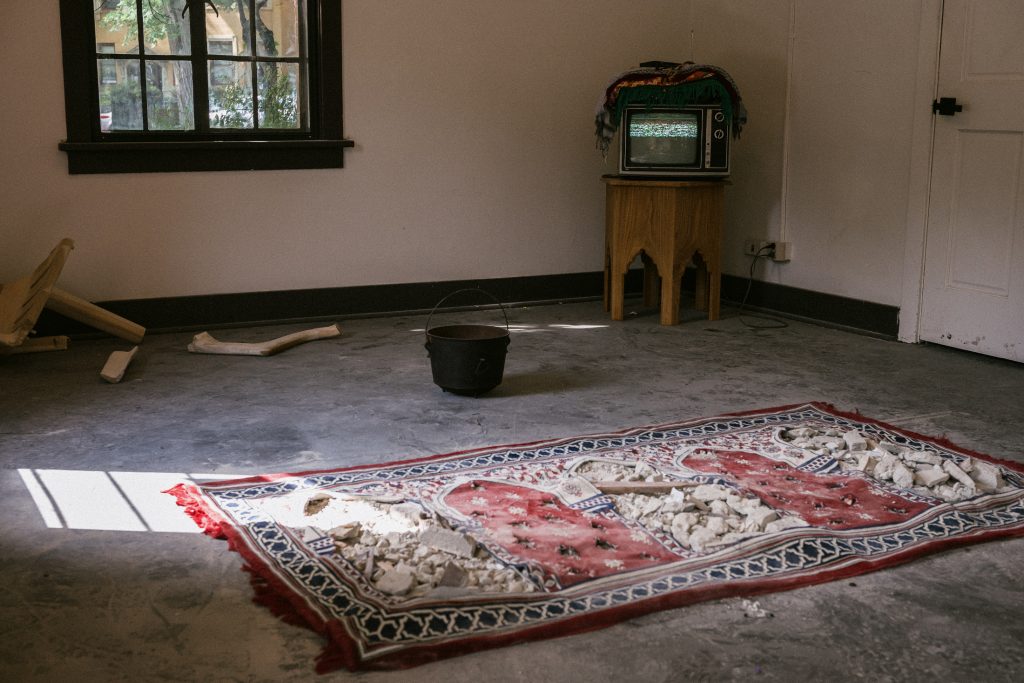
[[920, 0, 1024, 362]]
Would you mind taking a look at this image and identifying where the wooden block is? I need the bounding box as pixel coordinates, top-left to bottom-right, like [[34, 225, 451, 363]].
[[46, 287, 145, 343], [100, 346, 139, 383], [187, 324, 341, 356]]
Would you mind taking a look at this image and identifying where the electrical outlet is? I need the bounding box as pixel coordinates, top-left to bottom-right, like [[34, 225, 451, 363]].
[[743, 240, 792, 262], [743, 240, 775, 257], [772, 242, 792, 262]]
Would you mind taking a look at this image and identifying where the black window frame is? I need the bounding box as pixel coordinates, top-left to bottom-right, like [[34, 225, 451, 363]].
[[58, 0, 352, 174]]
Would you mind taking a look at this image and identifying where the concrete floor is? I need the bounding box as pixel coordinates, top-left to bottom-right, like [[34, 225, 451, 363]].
[[1, 300, 1023, 682]]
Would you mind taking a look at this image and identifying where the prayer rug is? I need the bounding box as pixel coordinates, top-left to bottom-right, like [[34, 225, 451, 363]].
[[167, 402, 1024, 672]]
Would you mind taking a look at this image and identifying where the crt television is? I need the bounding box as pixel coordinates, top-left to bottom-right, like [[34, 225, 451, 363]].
[[619, 103, 730, 177]]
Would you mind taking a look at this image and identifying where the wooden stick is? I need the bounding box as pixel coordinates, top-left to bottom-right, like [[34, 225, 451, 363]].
[[100, 346, 139, 383], [591, 481, 700, 495], [45, 287, 145, 344], [0, 336, 69, 355], [187, 324, 341, 356]]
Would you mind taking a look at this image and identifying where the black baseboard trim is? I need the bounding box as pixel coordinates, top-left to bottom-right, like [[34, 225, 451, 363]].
[[32, 271, 645, 337], [720, 274, 898, 338], [32, 269, 898, 339]]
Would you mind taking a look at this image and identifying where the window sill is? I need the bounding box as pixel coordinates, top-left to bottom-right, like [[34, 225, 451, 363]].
[[58, 138, 355, 174]]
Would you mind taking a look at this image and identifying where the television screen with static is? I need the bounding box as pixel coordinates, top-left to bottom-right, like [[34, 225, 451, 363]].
[[619, 104, 729, 177], [626, 112, 700, 166]]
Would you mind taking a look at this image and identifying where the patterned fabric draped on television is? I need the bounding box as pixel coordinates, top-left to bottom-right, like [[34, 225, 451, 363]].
[[595, 62, 747, 157]]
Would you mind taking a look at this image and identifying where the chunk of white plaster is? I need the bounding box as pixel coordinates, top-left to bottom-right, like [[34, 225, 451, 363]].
[[892, 462, 915, 489], [913, 467, 949, 488], [843, 430, 868, 452], [375, 569, 415, 595], [419, 525, 477, 558], [943, 460, 976, 490]]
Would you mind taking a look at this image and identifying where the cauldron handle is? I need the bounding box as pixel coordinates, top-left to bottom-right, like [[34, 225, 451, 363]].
[[424, 288, 511, 339]]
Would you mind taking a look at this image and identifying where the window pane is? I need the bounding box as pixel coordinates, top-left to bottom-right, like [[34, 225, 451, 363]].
[[209, 62, 254, 129], [142, 0, 191, 56], [208, 37, 235, 57], [208, 0, 253, 57], [258, 63, 302, 129], [257, 0, 304, 58], [146, 60, 194, 130], [97, 44, 118, 85], [94, 0, 139, 55], [100, 59, 143, 131]]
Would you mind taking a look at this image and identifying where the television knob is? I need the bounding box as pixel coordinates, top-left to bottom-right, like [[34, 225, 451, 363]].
[[714, 111, 725, 122], [714, 129, 725, 140]]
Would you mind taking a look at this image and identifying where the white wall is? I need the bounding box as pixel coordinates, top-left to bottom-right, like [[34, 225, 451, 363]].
[[775, 0, 928, 305], [0, 1, 930, 310]]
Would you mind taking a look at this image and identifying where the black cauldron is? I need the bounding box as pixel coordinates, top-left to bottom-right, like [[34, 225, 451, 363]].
[[425, 290, 510, 396]]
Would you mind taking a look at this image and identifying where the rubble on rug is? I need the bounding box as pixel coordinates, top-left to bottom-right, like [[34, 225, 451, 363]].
[[575, 460, 808, 552], [265, 424, 1017, 602], [268, 491, 538, 599], [780, 425, 1013, 502]]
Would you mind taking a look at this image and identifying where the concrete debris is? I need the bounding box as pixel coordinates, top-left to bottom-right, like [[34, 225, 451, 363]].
[[297, 491, 536, 601], [611, 482, 806, 552], [375, 568, 416, 595], [741, 599, 773, 618], [904, 450, 942, 466], [692, 484, 730, 501], [782, 425, 1013, 503], [304, 492, 332, 516], [363, 549, 374, 579], [328, 523, 361, 541], [575, 459, 663, 483], [843, 430, 869, 452], [390, 502, 430, 524], [942, 460, 976, 490], [913, 467, 949, 488], [661, 487, 696, 513], [419, 526, 477, 559], [439, 561, 469, 588], [874, 453, 898, 481], [891, 461, 915, 489], [854, 452, 877, 474], [970, 459, 1005, 492]]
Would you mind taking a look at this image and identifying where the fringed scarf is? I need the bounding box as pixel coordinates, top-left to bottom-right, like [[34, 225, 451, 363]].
[[595, 62, 747, 157]]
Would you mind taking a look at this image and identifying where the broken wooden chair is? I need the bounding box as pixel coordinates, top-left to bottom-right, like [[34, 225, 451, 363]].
[[0, 238, 145, 355]]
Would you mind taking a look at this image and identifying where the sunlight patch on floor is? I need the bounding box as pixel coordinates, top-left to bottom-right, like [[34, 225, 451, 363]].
[[16, 468, 245, 533]]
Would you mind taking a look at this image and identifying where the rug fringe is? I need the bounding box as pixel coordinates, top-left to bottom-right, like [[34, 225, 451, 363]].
[[164, 481, 364, 673], [164, 482, 226, 538]]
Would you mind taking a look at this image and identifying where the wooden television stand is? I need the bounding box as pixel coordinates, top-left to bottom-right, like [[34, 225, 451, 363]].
[[602, 175, 726, 325]]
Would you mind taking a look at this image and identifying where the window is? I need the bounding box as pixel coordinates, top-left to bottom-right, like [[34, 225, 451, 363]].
[[207, 37, 235, 87], [58, 0, 351, 173], [97, 43, 117, 84]]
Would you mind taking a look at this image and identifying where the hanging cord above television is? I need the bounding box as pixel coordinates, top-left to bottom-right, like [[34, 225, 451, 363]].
[[595, 62, 747, 157]]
